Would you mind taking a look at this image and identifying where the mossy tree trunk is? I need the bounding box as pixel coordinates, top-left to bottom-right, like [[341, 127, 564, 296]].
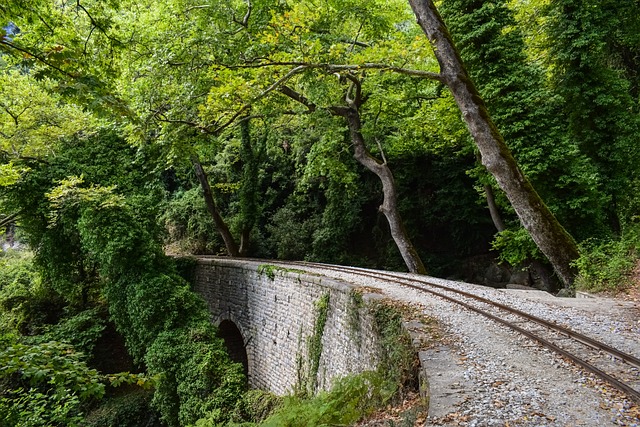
[[191, 154, 240, 257], [408, 0, 579, 287], [331, 79, 427, 275]]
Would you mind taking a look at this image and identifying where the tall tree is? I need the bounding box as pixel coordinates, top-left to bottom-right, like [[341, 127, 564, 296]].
[[280, 77, 427, 273], [438, 0, 607, 248], [116, 0, 432, 271], [408, 0, 580, 287]]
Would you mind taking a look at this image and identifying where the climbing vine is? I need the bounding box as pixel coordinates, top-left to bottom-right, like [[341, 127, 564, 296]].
[[45, 178, 246, 427], [371, 301, 419, 395], [294, 292, 331, 398]]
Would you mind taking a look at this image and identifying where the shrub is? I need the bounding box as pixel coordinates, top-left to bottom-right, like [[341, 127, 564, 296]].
[[0, 337, 105, 427], [0, 251, 63, 335], [84, 389, 164, 427], [574, 230, 640, 292]]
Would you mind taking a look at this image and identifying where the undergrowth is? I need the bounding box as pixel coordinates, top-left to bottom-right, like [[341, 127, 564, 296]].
[[574, 227, 640, 292]]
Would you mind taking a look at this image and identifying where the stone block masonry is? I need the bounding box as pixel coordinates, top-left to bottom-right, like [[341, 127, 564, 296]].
[[192, 257, 387, 395]]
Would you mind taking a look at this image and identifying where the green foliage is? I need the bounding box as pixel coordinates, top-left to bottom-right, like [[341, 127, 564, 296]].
[[0, 251, 63, 335], [145, 324, 246, 427], [545, 0, 640, 230], [257, 264, 278, 281], [371, 302, 417, 391], [35, 307, 107, 359], [162, 187, 224, 254], [574, 228, 640, 292], [347, 290, 365, 347], [44, 177, 246, 426], [254, 371, 394, 427], [2, 128, 157, 310], [236, 120, 260, 247], [266, 203, 320, 260], [229, 390, 284, 425], [84, 389, 164, 427], [0, 70, 94, 185], [173, 256, 199, 285], [257, 264, 305, 281], [304, 293, 330, 397], [0, 337, 105, 427], [209, 372, 395, 427], [491, 228, 542, 267]]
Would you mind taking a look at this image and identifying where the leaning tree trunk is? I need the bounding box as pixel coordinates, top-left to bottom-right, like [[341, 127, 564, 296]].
[[335, 106, 427, 274], [484, 184, 506, 233], [408, 0, 579, 287], [191, 154, 240, 257]]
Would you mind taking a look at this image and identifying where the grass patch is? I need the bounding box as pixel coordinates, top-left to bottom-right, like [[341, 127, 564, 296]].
[[257, 264, 306, 281]]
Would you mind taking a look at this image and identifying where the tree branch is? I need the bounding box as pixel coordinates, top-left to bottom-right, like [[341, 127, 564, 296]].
[[0, 212, 21, 228], [233, 0, 253, 28], [278, 85, 316, 112], [343, 74, 362, 108], [157, 60, 439, 140], [256, 65, 310, 101], [210, 105, 251, 135], [76, 0, 122, 46], [372, 102, 388, 165], [185, 5, 211, 12], [150, 109, 216, 135], [34, 11, 55, 35], [0, 39, 76, 78], [218, 61, 443, 82], [83, 24, 96, 55], [347, 22, 365, 54]]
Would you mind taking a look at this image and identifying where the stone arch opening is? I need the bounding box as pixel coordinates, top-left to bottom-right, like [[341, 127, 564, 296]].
[[217, 319, 249, 377]]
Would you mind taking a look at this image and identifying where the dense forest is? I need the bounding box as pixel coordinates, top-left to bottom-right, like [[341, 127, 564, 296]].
[[1, 0, 639, 425]]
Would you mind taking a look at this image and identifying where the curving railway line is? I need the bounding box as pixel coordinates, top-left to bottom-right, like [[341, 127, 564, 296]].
[[261, 259, 640, 406]]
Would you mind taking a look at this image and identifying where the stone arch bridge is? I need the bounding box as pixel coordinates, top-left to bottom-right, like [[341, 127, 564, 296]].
[[191, 257, 422, 395]]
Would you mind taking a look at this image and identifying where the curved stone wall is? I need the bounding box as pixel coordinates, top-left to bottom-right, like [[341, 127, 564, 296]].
[[192, 257, 388, 394]]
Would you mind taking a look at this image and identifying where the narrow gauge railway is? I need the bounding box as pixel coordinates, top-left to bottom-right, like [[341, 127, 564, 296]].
[[261, 259, 640, 405]]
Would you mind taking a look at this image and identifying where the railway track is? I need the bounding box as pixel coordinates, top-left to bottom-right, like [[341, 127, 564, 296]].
[[263, 259, 640, 405]]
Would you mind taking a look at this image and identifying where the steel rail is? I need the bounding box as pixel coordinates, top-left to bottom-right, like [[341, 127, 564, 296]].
[[303, 262, 640, 370], [265, 259, 640, 404]]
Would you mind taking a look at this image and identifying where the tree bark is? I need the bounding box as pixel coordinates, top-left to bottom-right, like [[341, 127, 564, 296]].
[[408, 0, 579, 287], [484, 184, 506, 233], [333, 105, 427, 274], [191, 154, 240, 257]]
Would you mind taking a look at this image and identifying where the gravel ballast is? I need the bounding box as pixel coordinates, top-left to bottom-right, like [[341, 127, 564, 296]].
[[293, 264, 640, 427]]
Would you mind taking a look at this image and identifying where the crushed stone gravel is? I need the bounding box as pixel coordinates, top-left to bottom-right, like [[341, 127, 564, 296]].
[[293, 264, 640, 427]]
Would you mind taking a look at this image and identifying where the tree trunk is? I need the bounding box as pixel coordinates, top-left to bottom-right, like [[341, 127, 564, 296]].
[[408, 0, 579, 287], [191, 154, 240, 257], [336, 106, 427, 274], [484, 184, 506, 233]]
